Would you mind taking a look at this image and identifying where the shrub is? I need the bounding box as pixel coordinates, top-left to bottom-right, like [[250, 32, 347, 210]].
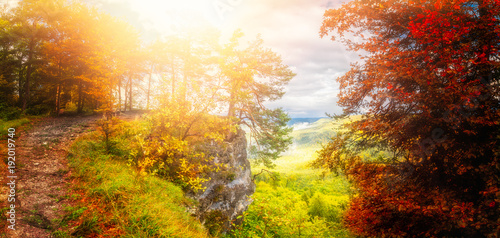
[[25, 104, 51, 116], [60, 131, 210, 237], [0, 103, 21, 120]]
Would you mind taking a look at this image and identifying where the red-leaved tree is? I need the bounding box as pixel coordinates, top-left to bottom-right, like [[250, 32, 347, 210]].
[[315, 0, 500, 237]]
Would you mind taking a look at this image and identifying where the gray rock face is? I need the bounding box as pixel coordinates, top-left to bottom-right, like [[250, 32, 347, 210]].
[[191, 129, 255, 234]]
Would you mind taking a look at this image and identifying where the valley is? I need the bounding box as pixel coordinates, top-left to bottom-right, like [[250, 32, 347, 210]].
[[233, 117, 357, 237]]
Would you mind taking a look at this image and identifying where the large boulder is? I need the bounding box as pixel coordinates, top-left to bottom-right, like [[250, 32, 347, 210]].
[[190, 129, 255, 234]]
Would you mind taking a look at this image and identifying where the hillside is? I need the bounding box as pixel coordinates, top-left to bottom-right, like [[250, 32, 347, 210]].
[[289, 118, 336, 147], [289, 116, 362, 147]]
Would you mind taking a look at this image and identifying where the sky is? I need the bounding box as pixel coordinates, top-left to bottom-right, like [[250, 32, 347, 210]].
[[3, 0, 358, 118]]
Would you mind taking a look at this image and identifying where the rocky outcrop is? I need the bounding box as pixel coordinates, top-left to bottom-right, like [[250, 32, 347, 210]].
[[190, 129, 255, 234]]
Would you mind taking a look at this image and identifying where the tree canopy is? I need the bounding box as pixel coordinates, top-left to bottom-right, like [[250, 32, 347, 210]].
[[316, 0, 500, 237], [0, 0, 142, 116], [220, 30, 295, 167], [0, 1, 294, 168]]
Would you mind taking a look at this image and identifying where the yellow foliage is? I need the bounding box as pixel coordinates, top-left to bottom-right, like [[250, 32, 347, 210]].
[[125, 111, 225, 192]]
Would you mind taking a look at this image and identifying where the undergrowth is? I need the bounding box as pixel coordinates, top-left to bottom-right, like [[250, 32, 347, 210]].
[[0, 118, 30, 138], [54, 127, 210, 237]]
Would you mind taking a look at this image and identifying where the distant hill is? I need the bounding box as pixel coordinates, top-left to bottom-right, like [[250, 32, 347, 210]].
[[289, 118, 336, 147], [245, 116, 359, 152], [287, 118, 326, 126], [287, 115, 363, 149]]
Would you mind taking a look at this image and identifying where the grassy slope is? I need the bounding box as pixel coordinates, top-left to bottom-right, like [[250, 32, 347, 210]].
[[54, 126, 210, 237], [0, 118, 31, 138]]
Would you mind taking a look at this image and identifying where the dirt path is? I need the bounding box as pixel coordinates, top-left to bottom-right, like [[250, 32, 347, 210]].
[[6, 115, 100, 238], [3, 111, 145, 238]]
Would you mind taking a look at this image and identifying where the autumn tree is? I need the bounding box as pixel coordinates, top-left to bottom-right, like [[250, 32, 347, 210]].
[[135, 29, 234, 192], [8, 0, 54, 112], [133, 28, 295, 195], [114, 42, 142, 112], [0, 10, 19, 112], [316, 0, 500, 237], [67, 5, 142, 114], [2, 0, 70, 115], [41, 0, 87, 115], [220, 30, 295, 168], [0, 0, 141, 116], [145, 28, 222, 139]]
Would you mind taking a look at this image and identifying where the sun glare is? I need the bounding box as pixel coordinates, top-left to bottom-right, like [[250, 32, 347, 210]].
[[127, 0, 221, 35]]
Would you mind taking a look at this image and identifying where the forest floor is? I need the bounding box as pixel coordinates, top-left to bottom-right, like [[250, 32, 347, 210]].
[[2, 111, 144, 238]]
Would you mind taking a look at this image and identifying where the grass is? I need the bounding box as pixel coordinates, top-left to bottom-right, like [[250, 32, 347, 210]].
[[55, 129, 211, 237], [0, 118, 30, 138]]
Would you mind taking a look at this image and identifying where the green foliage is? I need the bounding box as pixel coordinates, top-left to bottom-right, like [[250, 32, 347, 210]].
[[312, 116, 393, 176], [308, 193, 328, 218], [308, 193, 347, 224], [229, 117, 358, 238], [0, 103, 21, 121], [221, 31, 295, 169], [93, 111, 233, 195], [24, 104, 52, 116], [138, 133, 212, 192], [230, 127, 354, 237], [248, 108, 293, 168], [126, 108, 232, 192], [61, 206, 87, 225], [205, 210, 227, 236], [228, 181, 351, 238], [96, 117, 121, 153]]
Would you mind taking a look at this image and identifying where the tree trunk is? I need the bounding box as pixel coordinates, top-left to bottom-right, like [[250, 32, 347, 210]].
[[128, 75, 133, 111], [118, 78, 122, 112], [171, 57, 176, 99], [226, 90, 236, 140], [55, 59, 62, 116], [123, 78, 128, 112], [18, 66, 25, 108], [147, 64, 153, 110], [22, 39, 35, 111], [77, 79, 83, 113], [182, 67, 187, 102], [55, 83, 61, 115]]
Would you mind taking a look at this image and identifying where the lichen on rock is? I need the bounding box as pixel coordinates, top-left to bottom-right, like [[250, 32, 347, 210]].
[[189, 129, 255, 234]]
